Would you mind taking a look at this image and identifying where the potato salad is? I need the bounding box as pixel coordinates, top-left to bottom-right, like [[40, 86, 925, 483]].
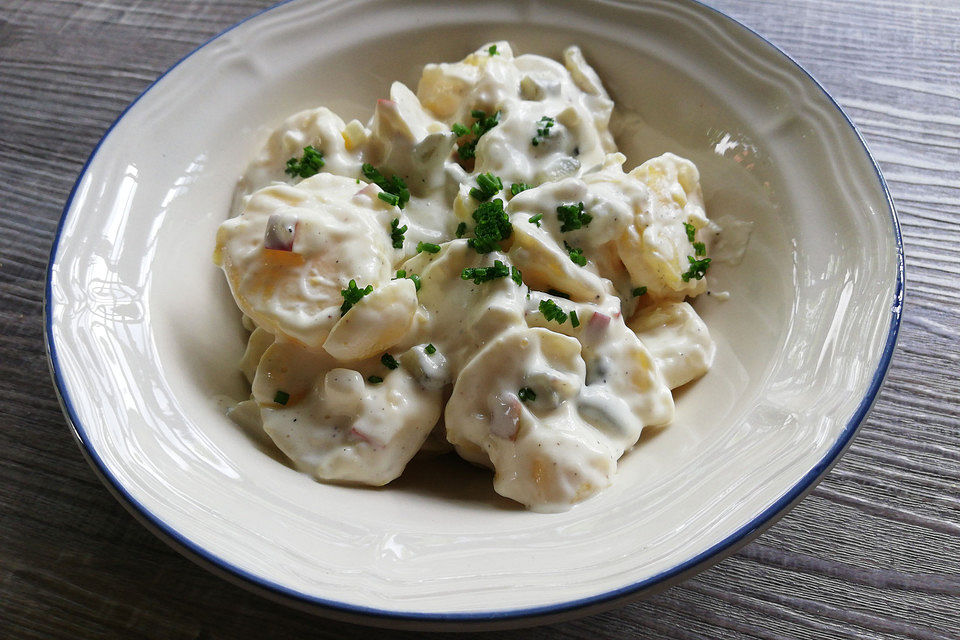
[[214, 42, 717, 512]]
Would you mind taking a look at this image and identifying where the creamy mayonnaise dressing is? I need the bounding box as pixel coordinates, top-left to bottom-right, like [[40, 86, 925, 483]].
[[214, 42, 724, 512]]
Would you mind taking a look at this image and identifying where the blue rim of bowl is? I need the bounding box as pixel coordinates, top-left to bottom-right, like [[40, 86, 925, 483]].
[[44, 0, 904, 627]]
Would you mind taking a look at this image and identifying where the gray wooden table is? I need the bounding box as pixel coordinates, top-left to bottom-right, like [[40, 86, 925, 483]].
[[2, 0, 958, 637]]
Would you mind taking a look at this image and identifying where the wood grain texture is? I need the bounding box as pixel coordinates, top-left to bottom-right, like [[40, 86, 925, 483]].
[[1, 0, 957, 637]]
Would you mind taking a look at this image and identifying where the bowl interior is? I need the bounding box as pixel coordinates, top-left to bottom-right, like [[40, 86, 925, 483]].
[[48, 0, 900, 619]]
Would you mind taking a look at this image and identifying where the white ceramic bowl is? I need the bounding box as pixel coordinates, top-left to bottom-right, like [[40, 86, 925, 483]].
[[46, 0, 903, 630]]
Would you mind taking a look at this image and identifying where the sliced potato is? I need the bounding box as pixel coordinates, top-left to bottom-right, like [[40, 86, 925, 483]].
[[629, 301, 716, 389], [323, 278, 419, 361], [252, 340, 442, 486]]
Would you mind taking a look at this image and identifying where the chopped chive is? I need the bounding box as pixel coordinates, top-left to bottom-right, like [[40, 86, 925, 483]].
[[454, 110, 500, 160], [467, 198, 512, 253], [340, 279, 373, 316], [531, 116, 555, 147], [456, 221, 467, 238], [539, 299, 567, 324], [417, 241, 441, 254], [461, 259, 511, 284], [381, 354, 399, 370], [393, 269, 422, 291], [556, 201, 592, 232], [632, 286, 648, 297], [285, 146, 325, 179], [528, 213, 542, 227], [390, 218, 407, 248], [368, 375, 383, 384], [273, 390, 290, 405], [511, 182, 533, 196], [378, 192, 400, 207], [425, 343, 436, 355], [362, 163, 410, 209], [681, 256, 711, 282], [570, 310, 580, 328], [565, 241, 586, 267], [470, 172, 503, 201], [488, 44, 498, 56], [518, 387, 536, 402], [511, 265, 523, 286], [683, 222, 697, 242], [693, 241, 706, 256]]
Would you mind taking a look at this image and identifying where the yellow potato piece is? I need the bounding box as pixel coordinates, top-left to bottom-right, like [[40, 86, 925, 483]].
[[252, 340, 443, 486], [617, 153, 710, 300], [508, 219, 611, 303], [323, 278, 418, 362], [629, 301, 716, 389], [445, 326, 620, 511], [216, 173, 394, 348]]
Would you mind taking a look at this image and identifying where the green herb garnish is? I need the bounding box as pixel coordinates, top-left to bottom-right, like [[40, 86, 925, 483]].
[[381, 354, 399, 370], [285, 146, 325, 178], [683, 222, 697, 242], [394, 269, 423, 291], [511, 183, 533, 196], [456, 221, 467, 238], [511, 265, 523, 286], [518, 387, 536, 402], [565, 241, 586, 267], [531, 116, 555, 147], [681, 256, 711, 282], [632, 286, 648, 297], [340, 279, 373, 316], [556, 201, 592, 232], [528, 213, 542, 227], [461, 259, 510, 284], [546, 289, 570, 299], [488, 44, 499, 56], [417, 241, 441, 254], [467, 198, 512, 253], [570, 310, 580, 328], [273, 390, 290, 405], [368, 375, 383, 384], [470, 172, 503, 201], [453, 110, 501, 160], [390, 218, 407, 249], [539, 299, 568, 324], [425, 343, 436, 355], [693, 241, 706, 256], [362, 163, 410, 209], [378, 192, 400, 207]]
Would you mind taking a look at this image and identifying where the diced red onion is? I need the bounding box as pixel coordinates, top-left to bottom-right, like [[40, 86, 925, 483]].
[[374, 99, 400, 123], [353, 183, 379, 201], [350, 427, 383, 449], [263, 212, 298, 251], [588, 311, 611, 330], [489, 392, 521, 440]]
